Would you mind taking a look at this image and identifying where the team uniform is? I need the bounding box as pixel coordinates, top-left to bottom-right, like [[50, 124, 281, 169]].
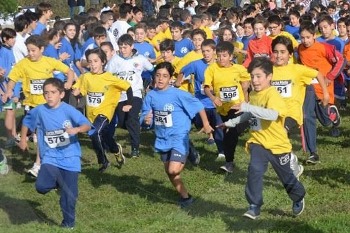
[[175, 50, 203, 92], [204, 62, 250, 165], [44, 44, 66, 82], [243, 35, 272, 68], [174, 38, 194, 58], [106, 52, 154, 153], [8, 56, 70, 108], [140, 87, 204, 162], [242, 87, 306, 212], [22, 102, 91, 228], [134, 41, 157, 89], [74, 71, 131, 166], [59, 37, 82, 77], [181, 59, 224, 155]]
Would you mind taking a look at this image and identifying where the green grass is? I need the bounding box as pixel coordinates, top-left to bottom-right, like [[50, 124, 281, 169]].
[[1, 109, 350, 233]]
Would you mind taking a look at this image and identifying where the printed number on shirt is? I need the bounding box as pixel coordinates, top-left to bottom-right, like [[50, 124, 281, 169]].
[[118, 70, 136, 82], [87, 92, 104, 107], [271, 80, 292, 98], [249, 117, 261, 131], [154, 110, 173, 127], [219, 86, 239, 102], [44, 129, 70, 148], [30, 79, 46, 94]]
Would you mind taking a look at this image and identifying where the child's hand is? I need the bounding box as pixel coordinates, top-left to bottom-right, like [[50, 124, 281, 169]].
[[122, 105, 132, 112], [59, 52, 70, 61], [71, 88, 81, 96], [202, 123, 214, 134], [0, 67, 5, 77], [17, 139, 28, 151], [212, 97, 222, 107], [322, 92, 330, 107], [144, 110, 153, 125], [64, 81, 73, 90], [55, 42, 62, 49], [216, 123, 226, 129]]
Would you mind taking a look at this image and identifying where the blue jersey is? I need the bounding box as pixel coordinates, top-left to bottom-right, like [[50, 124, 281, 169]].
[[0, 45, 21, 98], [285, 25, 300, 41], [140, 87, 204, 155], [44, 44, 66, 81], [174, 38, 194, 58], [317, 36, 345, 53], [181, 59, 215, 109], [32, 22, 46, 35], [59, 37, 82, 76], [22, 102, 91, 172], [242, 34, 256, 50]]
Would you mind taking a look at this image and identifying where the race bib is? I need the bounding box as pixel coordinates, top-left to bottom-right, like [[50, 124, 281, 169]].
[[154, 110, 173, 127], [271, 80, 292, 98], [44, 129, 70, 148], [249, 117, 261, 131], [219, 86, 239, 102], [87, 92, 105, 107], [30, 79, 45, 94]]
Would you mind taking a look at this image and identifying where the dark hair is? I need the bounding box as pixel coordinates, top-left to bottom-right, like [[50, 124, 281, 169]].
[[247, 57, 273, 76], [36, 2, 52, 18], [154, 62, 175, 77], [191, 28, 207, 40], [100, 41, 114, 51], [1, 28, 16, 41], [14, 14, 29, 32], [118, 33, 134, 46], [272, 36, 294, 55], [317, 15, 334, 26], [119, 3, 133, 18], [25, 35, 46, 48], [299, 21, 316, 35], [216, 41, 234, 55], [159, 39, 174, 52], [218, 27, 236, 43], [170, 21, 183, 30], [43, 78, 65, 93], [93, 26, 107, 38], [41, 28, 60, 45], [201, 39, 216, 50], [85, 47, 107, 69], [268, 14, 283, 26]]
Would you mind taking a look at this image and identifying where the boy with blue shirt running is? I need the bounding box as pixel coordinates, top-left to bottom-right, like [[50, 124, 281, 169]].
[[170, 21, 194, 58], [180, 39, 225, 159], [18, 78, 91, 229], [141, 62, 213, 208]]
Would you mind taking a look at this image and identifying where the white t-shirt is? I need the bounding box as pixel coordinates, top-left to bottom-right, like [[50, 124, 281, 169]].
[[13, 32, 29, 62], [105, 53, 154, 101], [110, 20, 131, 44]]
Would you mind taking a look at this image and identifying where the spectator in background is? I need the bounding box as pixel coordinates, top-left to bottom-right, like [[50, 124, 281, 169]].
[[90, 0, 100, 9]]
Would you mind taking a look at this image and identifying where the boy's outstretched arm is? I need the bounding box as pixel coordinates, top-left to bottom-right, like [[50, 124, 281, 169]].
[[198, 109, 214, 134], [64, 69, 75, 90]]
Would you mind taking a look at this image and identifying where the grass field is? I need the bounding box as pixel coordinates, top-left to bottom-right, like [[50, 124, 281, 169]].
[[0, 108, 350, 233]]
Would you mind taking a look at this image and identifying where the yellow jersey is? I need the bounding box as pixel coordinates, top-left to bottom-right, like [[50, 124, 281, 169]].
[[272, 64, 316, 126], [246, 86, 292, 154], [8, 56, 70, 107], [204, 62, 250, 115], [200, 26, 214, 39], [74, 72, 130, 122]]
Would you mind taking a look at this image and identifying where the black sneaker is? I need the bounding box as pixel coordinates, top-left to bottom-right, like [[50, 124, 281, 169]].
[[188, 143, 200, 166], [243, 204, 260, 220], [306, 153, 320, 164], [131, 148, 140, 158], [292, 198, 305, 216], [178, 195, 194, 208], [98, 161, 110, 173]]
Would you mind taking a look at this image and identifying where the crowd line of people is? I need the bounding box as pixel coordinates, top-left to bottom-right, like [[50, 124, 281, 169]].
[[0, 0, 348, 229]]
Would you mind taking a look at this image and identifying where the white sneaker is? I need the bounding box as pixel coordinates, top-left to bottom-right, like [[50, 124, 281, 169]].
[[220, 162, 234, 173], [216, 153, 225, 160], [27, 163, 40, 177], [0, 152, 9, 175]]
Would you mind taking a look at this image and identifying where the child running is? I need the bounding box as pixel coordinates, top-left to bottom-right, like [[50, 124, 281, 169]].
[[218, 57, 306, 219], [141, 62, 213, 208], [18, 78, 91, 229], [73, 48, 133, 172]]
